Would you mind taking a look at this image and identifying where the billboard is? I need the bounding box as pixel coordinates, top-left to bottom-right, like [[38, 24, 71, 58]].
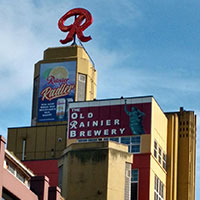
[[68, 99, 151, 139], [38, 61, 76, 122]]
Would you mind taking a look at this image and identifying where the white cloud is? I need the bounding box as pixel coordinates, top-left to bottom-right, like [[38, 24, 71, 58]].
[[0, 0, 76, 104]]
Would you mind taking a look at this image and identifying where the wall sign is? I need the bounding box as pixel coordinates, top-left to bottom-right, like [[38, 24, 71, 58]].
[[68, 100, 151, 139], [38, 61, 76, 122]]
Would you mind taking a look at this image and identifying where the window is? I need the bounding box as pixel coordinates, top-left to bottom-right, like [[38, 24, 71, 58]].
[[7, 163, 15, 175], [121, 137, 130, 145], [154, 175, 164, 200], [110, 137, 119, 142], [78, 136, 141, 153], [131, 169, 138, 183], [154, 141, 157, 158], [163, 153, 166, 170], [121, 136, 140, 153], [77, 73, 87, 101], [158, 147, 162, 164], [131, 169, 138, 200], [131, 136, 140, 144], [130, 136, 140, 153], [131, 145, 140, 153], [77, 136, 141, 153], [16, 172, 25, 183], [78, 139, 88, 143], [2, 188, 19, 200], [88, 138, 97, 142]]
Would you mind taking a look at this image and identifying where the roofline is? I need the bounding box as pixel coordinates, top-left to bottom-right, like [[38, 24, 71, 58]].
[[5, 149, 35, 177], [72, 95, 154, 104]]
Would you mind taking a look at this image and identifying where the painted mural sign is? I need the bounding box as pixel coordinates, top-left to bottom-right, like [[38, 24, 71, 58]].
[[68, 100, 151, 139], [38, 61, 76, 122]]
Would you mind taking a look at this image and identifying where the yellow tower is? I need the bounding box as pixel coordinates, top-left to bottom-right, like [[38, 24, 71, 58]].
[[7, 45, 97, 160], [166, 107, 196, 200], [32, 45, 97, 126]]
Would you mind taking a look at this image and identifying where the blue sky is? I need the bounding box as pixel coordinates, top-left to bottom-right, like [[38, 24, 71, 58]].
[[0, 0, 199, 197]]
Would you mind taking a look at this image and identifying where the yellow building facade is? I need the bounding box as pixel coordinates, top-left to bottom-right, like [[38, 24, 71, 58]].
[[58, 141, 133, 200], [166, 108, 196, 200], [32, 45, 97, 126], [6, 44, 197, 200], [66, 96, 168, 200]]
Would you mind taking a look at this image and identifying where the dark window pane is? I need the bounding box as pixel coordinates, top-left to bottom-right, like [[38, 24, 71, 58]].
[[121, 137, 130, 144], [131, 183, 138, 200], [131, 145, 140, 153], [110, 137, 119, 142]]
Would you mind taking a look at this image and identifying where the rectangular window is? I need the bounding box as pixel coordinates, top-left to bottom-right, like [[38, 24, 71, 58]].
[[131, 169, 138, 183], [131, 136, 140, 144], [154, 141, 157, 158], [110, 137, 119, 142], [131, 169, 138, 200], [163, 153, 167, 170], [158, 147, 162, 164], [7, 163, 15, 175], [2, 188, 19, 200], [130, 136, 140, 153], [88, 138, 97, 142], [77, 136, 141, 154], [154, 175, 164, 200], [77, 73, 87, 101], [131, 145, 140, 153], [16, 172, 25, 183], [121, 137, 130, 145], [78, 139, 88, 143]]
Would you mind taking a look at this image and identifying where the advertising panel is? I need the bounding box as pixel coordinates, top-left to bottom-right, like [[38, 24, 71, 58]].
[[38, 61, 76, 122], [68, 100, 151, 139]]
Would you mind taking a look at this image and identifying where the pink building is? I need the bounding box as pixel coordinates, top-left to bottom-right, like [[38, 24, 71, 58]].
[[0, 135, 62, 200]]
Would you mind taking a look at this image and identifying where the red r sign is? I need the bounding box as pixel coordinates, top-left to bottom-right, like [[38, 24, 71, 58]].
[[58, 8, 93, 44]]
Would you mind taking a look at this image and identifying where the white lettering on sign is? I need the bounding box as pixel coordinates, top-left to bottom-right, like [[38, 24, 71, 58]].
[[69, 110, 126, 139], [111, 129, 116, 135], [88, 113, 93, 118], [71, 113, 78, 119], [70, 112, 94, 120], [114, 119, 120, 125], [70, 121, 78, 129], [69, 129, 126, 138], [104, 129, 109, 135], [106, 120, 111, 126], [80, 131, 85, 137], [70, 130, 76, 137], [94, 130, 101, 136], [69, 119, 120, 129], [79, 122, 85, 128], [120, 128, 125, 134]]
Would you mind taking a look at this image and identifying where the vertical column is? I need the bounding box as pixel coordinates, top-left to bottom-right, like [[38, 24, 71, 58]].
[[30, 176, 49, 200], [48, 186, 61, 200], [0, 136, 6, 198]]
